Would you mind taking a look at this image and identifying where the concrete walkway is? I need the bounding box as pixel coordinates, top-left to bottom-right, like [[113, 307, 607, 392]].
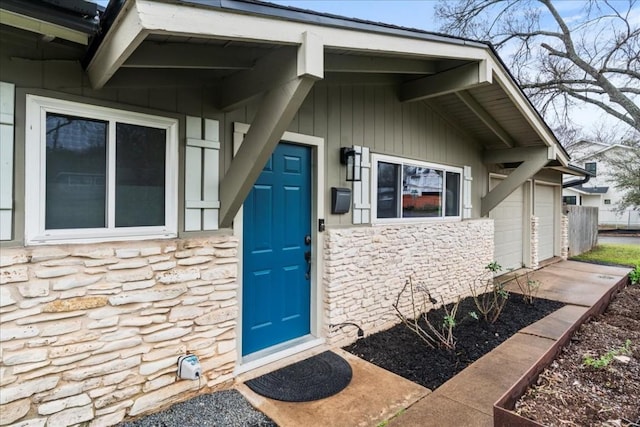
[[238, 260, 631, 427]]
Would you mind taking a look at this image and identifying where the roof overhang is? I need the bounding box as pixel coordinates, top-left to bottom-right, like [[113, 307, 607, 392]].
[[87, 0, 568, 154], [0, 0, 99, 45], [563, 187, 604, 196], [85, 0, 573, 221], [554, 164, 593, 177], [560, 164, 594, 189], [86, 0, 490, 89]]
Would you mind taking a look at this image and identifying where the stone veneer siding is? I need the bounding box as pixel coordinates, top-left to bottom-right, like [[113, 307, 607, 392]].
[[530, 216, 539, 269], [560, 214, 569, 260], [323, 219, 494, 346], [0, 236, 239, 426]]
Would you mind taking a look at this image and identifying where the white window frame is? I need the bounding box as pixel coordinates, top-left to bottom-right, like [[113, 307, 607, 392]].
[[371, 153, 463, 223], [25, 95, 178, 245]]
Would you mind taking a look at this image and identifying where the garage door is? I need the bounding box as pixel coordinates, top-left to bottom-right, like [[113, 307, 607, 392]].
[[489, 178, 524, 271], [535, 184, 556, 261]]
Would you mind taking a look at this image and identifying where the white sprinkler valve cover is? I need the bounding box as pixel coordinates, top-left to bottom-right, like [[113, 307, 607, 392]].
[[177, 354, 201, 380]]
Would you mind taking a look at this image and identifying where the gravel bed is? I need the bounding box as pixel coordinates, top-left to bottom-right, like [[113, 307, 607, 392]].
[[118, 389, 277, 427]]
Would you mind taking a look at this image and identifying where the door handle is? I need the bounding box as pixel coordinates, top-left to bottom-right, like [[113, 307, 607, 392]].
[[304, 250, 311, 280]]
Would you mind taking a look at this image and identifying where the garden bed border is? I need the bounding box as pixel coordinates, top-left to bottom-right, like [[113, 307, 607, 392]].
[[493, 275, 631, 427]]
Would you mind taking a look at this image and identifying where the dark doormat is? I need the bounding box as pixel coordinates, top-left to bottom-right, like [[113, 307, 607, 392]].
[[245, 351, 352, 402]]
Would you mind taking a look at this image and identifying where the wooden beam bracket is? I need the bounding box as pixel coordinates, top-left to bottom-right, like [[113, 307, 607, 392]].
[[218, 31, 323, 111], [483, 146, 555, 164], [398, 60, 491, 103], [481, 147, 554, 216], [218, 76, 316, 227]]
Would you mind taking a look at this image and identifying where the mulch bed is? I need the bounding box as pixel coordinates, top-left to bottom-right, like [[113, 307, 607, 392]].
[[515, 285, 640, 426], [344, 294, 564, 390]]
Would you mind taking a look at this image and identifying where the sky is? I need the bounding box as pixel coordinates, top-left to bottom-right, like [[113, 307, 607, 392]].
[[269, 0, 440, 30]]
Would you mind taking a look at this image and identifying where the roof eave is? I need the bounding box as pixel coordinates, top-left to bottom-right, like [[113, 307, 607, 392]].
[[85, 0, 492, 89], [85, 0, 569, 169], [0, 0, 100, 45], [556, 164, 594, 177]]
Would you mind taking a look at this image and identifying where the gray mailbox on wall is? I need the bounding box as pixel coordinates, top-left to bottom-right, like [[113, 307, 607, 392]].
[[331, 187, 351, 214]]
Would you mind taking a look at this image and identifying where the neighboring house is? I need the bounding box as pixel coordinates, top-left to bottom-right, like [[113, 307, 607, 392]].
[[563, 140, 640, 228], [0, 0, 584, 424]]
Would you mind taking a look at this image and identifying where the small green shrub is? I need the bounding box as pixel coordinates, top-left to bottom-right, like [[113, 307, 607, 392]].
[[511, 270, 540, 305], [582, 339, 632, 370], [469, 262, 509, 323], [443, 314, 456, 328], [630, 265, 640, 285], [583, 354, 611, 369]]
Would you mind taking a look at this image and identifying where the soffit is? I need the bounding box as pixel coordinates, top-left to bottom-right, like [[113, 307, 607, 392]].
[[428, 84, 548, 150], [87, 0, 564, 163], [0, 24, 87, 60], [111, 34, 467, 88], [112, 32, 550, 154]]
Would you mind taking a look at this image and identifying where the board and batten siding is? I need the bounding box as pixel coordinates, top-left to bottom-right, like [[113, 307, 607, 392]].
[[272, 84, 487, 225], [3, 28, 487, 233], [0, 82, 15, 240]]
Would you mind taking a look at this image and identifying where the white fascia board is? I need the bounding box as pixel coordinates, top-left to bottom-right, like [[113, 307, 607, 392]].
[[0, 9, 89, 45], [86, 0, 148, 89], [488, 53, 570, 167], [574, 144, 632, 162], [134, 0, 488, 61], [591, 144, 632, 157], [563, 187, 590, 195], [561, 188, 582, 195]]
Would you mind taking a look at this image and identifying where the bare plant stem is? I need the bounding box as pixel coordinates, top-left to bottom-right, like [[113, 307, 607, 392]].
[[393, 277, 459, 350]]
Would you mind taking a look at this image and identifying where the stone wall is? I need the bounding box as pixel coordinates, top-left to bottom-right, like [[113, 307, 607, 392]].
[[560, 214, 569, 260], [0, 236, 239, 426], [530, 216, 539, 269], [323, 219, 494, 345]]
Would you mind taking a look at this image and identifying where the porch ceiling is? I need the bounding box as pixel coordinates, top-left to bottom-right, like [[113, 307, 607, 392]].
[[427, 84, 549, 151], [105, 38, 553, 161], [110, 35, 543, 153], [112, 35, 466, 87], [0, 0, 565, 163]]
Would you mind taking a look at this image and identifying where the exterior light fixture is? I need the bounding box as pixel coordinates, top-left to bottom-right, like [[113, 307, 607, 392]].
[[339, 147, 362, 182]]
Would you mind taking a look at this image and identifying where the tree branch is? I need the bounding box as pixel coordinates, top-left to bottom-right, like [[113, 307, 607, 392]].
[[562, 89, 637, 129], [435, 0, 640, 132], [601, 68, 640, 80], [522, 82, 640, 96]]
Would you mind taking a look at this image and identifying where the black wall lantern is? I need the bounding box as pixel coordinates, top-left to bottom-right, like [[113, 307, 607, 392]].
[[339, 147, 362, 182]]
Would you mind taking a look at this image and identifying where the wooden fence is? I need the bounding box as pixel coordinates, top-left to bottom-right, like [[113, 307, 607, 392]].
[[566, 205, 598, 257]]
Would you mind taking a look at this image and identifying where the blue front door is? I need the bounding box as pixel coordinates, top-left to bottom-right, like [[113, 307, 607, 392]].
[[242, 143, 312, 356]]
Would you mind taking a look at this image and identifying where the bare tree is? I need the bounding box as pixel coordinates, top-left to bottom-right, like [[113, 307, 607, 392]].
[[436, 0, 640, 133], [551, 123, 582, 151], [598, 138, 640, 211]]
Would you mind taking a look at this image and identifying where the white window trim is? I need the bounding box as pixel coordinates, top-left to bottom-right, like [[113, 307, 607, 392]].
[[25, 95, 178, 245], [370, 153, 463, 223]]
